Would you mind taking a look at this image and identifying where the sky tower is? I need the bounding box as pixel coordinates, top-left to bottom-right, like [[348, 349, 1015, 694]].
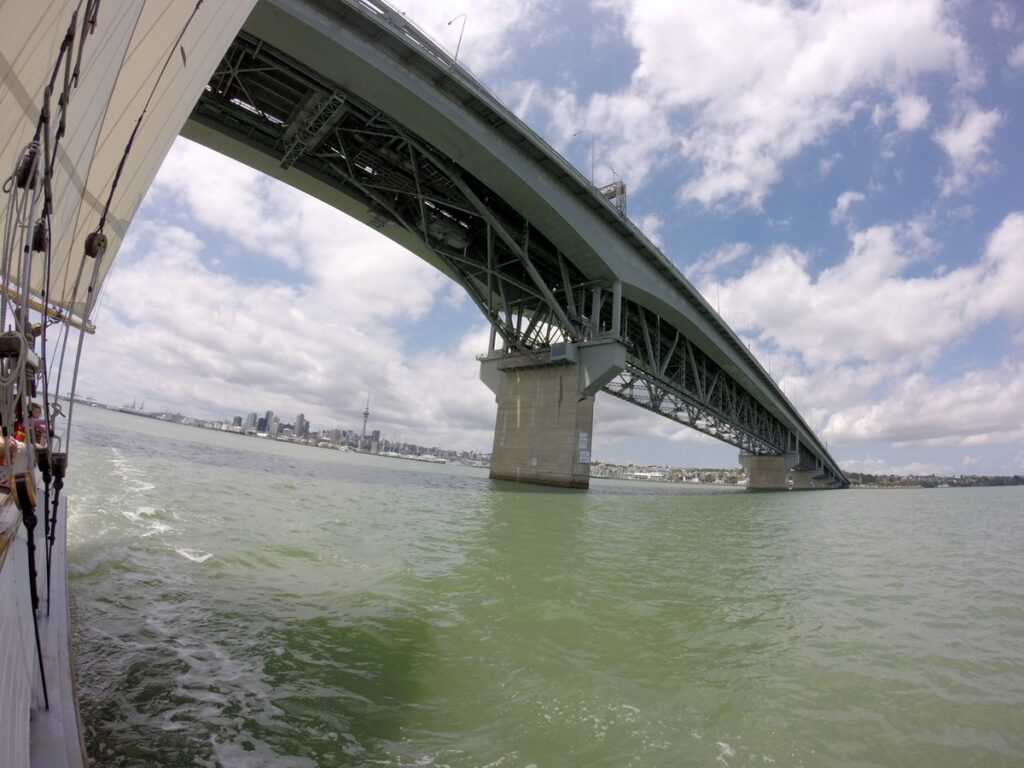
[[361, 395, 370, 439]]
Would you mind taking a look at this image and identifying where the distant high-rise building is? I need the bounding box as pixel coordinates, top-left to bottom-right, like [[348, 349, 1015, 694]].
[[245, 412, 258, 428], [232, 416, 242, 427], [257, 417, 267, 432], [295, 413, 307, 440]]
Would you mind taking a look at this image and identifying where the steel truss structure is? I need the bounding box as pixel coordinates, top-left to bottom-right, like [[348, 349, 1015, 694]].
[[189, 22, 845, 484], [193, 31, 596, 350], [610, 304, 788, 456]]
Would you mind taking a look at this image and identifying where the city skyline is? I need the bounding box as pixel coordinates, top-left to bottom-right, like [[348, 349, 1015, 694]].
[[88, 394, 485, 455]]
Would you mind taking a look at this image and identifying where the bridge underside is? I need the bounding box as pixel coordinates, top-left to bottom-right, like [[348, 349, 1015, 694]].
[[183, 2, 847, 489]]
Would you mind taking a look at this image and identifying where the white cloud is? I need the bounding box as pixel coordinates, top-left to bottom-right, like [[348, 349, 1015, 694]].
[[89, 221, 400, 417], [1010, 42, 1024, 69], [151, 149, 302, 269], [823, 361, 1024, 448], [718, 212, 1024, 448], [549, 86, 676, 194], [389, 325, 496, 447], [638, 213, 664, 248], [934, 103, 1004, 195], [991, 3, 1016, 31], [818, 153, 841, 176], [872, 93, 930, 132], [686, 242, 751, 278], [79, 140, 495, 449], [589, 0, 971, 209], [830, 190, 866, 224], [387, 0, 550, 75], [893, 93, 931, 131], [150, 140, 447, 322]]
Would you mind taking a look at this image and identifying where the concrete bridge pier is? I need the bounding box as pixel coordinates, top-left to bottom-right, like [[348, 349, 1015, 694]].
[[480, 339, 626, 488], [740, 452, 833, 490]]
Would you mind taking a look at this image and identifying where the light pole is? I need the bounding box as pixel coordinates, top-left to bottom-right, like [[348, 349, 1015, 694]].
[[573, 129, 594, 184], [448, 14, 467, 68]]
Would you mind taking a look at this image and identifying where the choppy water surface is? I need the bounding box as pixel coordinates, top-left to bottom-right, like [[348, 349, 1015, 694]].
[[67, 407, 1024, 766]]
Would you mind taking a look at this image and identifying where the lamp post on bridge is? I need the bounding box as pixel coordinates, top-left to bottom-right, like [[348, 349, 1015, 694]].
[[573, 129, 594, 185], [448, 14, 467, 68]]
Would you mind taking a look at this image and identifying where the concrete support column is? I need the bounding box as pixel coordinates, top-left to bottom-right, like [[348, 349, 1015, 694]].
[[740, 452, 826, 490], [740, 454, 791, 490], [480, 341, 625, 489], [483, 356, 594, 488]]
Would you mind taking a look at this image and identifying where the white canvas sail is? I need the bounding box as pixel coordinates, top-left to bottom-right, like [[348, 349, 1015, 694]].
[[1, 0, 255, 326], [1, 4, 256, 766]]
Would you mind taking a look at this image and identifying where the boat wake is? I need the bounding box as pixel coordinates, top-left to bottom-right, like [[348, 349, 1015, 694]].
[[109, 448, 156, 494], [174, 547, 212, 563]]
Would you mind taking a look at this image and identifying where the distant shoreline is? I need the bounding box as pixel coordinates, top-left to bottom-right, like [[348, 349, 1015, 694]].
[[71, 397, 1021, 486]]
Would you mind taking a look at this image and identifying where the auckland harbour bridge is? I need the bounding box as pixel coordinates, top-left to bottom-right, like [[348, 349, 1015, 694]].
[[183, 0, 848, 490]]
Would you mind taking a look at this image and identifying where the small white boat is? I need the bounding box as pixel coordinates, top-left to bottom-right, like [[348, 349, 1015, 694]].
[[417, 454, 448, 464]]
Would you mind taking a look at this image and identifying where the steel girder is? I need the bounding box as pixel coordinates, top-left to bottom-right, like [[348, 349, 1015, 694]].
[[192, 31, 596, 357], [607, 302, 789, 456], [189, 29, 840, 477]]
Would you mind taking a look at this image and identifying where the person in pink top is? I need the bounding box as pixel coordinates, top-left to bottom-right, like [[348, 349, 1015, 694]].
[[28, 401, 47, 449]]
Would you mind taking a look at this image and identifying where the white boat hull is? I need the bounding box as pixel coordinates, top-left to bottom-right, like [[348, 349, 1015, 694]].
[[0, 494, 85, 768]]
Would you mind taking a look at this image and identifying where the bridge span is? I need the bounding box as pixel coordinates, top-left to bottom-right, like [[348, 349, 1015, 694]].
[[183, 0, 848, 490]]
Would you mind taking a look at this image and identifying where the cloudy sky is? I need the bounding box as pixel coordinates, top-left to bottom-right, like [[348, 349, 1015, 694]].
[[78, 0, 1024, 476]]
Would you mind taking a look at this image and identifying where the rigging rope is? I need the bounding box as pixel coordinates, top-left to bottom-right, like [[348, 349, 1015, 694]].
[[63, 0, 204, 456], [0, 0, 95, 711], [96, 0, 204, 235], [2, 0, 211, 646]]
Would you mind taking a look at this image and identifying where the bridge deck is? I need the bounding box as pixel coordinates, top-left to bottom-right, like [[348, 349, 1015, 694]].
[[184, 0, 846, 487]]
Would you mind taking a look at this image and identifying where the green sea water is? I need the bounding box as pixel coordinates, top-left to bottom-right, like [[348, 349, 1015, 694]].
[[66, 406, 1024, 767]]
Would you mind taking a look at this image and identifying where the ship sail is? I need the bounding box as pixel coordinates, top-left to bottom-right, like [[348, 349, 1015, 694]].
[[0, 0, 254, 326], [1, 4, 253, 764]]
